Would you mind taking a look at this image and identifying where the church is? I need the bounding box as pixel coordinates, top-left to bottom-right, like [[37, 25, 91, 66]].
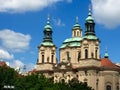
[[35, 8, 120, 90]]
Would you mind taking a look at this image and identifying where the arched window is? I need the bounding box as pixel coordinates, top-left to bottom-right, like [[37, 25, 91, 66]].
[[51, 54, 54, 63], [66, 51, 70, 61], [91, 52, 94, 58], [95, 50, 97, 59], [116, 86, 119, 90], [78, 52, 81, 61], [106, 85, 111, 90], [42, 55, 44, 63], [74, 31, 76, 37], [77, 31, 79, 36], [85, 49, 88, 59]]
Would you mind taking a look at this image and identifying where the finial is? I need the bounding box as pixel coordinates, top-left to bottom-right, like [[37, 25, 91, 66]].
[[47, 14, 50, 24], [88, 4, 92, 16], [104, 47, 109, 58], [76, 16, 78, 24]]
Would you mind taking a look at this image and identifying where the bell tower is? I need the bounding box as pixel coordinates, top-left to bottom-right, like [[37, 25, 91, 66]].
[[81, 6, 100, 61], [72, 16, 82, 37], [36, 15, 57, 71]]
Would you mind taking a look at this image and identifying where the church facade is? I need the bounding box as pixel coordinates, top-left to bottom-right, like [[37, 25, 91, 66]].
[[35, 9, 120, 90]]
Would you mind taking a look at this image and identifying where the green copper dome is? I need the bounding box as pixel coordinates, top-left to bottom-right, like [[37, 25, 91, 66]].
[[104, 48, 109, 58], [73, 23, 80, 29], [44, 19, 52, 31], [60, 37, 82, 48], [86, 12, 94, 23], [83, 35, 98, 40], [73, 17, 81, 29], [64, 37, 83, 43], [41, 42, 55, 46]]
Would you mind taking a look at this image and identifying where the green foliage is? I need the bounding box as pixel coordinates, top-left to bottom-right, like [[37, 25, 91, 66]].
[[0, 66, 92, 90], [0, 65, 18, 89]]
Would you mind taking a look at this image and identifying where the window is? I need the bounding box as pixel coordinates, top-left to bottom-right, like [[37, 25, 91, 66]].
[[42, 55, 44, 63], [66, 51, 70, 61], [51, 55, 54, 63], [77, 31, 79, 36], [85, 49, 88, 59], [78, 52, 81, 61], [91, 52, 94, 58], [116, 86, 119, 90], [74, 31, 76, 36], [106, 85, 111, 90], [95, 50, 97, 59]]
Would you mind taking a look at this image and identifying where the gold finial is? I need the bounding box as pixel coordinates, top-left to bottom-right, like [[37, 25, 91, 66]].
[[76, 16, 78, 23]]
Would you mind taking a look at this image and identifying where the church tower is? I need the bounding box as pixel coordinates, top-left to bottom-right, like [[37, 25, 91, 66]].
[[36, 16, 57, 71], [79, 6, 101, 67], [72, 17, 82, 37], [60, 17, 82, 64]]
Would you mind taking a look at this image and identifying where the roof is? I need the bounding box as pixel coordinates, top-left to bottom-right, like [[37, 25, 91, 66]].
[[60, 42, 81, 48], [41, 42, 55, 47], [60, 37, 82, 48], [85, 12, 94, 23], [73, 23, 81, 29], [64, 37, 83, 43], [83, 35, 98, 40], [44, 24, 52, 31], [101, 58, 120, 69], [28, 69, 36, 74], [0, 61, 7, 66]]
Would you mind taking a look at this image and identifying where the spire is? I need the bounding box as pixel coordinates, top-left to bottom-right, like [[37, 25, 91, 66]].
[[76, 16, 79, 24], [85, 5, 95, 36], [73, 16, 80, 29], [47, 14, 50, 25], [104, 48, 109, 58], [44, 14, 52, 30], [88, 4, 92, 16], [43, 15, 53, 43]]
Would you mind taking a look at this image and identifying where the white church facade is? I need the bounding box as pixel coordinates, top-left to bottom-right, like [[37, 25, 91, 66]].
[[35, 8, 120, 90]]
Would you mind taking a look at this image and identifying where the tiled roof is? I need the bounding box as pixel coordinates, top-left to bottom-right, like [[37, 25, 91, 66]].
[[101, 58, 120, 69], [0, 61, 7, 66], [28, 69, 36, 74]]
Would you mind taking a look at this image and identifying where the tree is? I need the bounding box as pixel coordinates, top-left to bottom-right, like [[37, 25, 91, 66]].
[[0, 65, 92, 90], [0, 65, 18, 89]]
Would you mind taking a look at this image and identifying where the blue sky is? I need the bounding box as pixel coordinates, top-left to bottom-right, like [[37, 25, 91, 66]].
[[0, 0, 120, 71]]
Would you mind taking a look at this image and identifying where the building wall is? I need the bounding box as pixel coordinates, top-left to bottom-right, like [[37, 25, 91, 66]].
[[53, 69, 120, 90], [60, 47, 81, 64], [38, 46, 56, 64]]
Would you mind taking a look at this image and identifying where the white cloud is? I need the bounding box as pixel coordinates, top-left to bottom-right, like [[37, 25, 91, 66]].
[[10, 60, 24, 68], [116, 63, 120, 66], [0, 49, 14, 60], [0, 0, 62, 13], [27, 63, 36, 71], [0, 29, 31, 52], [91, 0, 120, 28], [10, 60, 36, 72], [53, 18, 65, 26]]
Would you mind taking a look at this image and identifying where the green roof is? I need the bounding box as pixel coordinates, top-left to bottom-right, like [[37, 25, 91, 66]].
[[44, 24, 52, 29], [86, 12, 94, 23], [64, 37, 83, 43], [83, 35, 98, 40], [104, 52, 109, 58], [60, 42, 81, 48], [41, 42, 55, 46], [73, 23, 80, 29], [60, 37, 82, 48]]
